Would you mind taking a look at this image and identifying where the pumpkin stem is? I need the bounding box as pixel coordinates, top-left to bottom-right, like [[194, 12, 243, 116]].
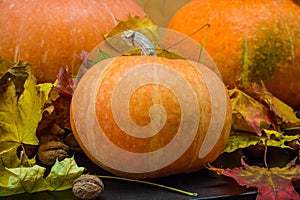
[[122, 30, 157, 56]]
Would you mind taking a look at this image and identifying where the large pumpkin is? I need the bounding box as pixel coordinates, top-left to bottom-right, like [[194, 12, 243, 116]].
[[0, 0, 145, 83], [70, 56, 232, 179], [168, 0, 300, 109]]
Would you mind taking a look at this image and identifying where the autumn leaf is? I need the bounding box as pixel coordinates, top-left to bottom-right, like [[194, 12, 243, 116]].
[[0, 56, 14, 79], [37, 82, 54, 106], [0, 157, 84, 197], [230, 88, 278, 135], [241, 82, 300, 129], [227, 83, 300, 153], [36, 67, 77, 140], [0, 60, 44, 168], [223, 130, 300, 153], [55, 67, 74, 98], [105, 16, 162, 47], [103, 16, 166, 55], [208, 157, 300, 200]]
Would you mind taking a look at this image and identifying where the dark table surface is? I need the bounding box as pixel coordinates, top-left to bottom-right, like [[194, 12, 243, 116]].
[[2, 148, 299, 200]]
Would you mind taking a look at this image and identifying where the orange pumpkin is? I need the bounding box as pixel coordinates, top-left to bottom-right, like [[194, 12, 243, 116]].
[[70, 56, 232, 179], [0, 0, 145, 83], [168, 0, 300, 109]]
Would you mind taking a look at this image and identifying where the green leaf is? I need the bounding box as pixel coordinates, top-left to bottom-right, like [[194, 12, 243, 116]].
[[0, 157, 84, 197], [45, 157, 85, 191], [2, 164, 47, 195], [91, 49, 113, 64]]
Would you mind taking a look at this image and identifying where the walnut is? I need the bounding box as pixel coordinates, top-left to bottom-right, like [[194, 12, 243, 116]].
[[37, 141, 69, 166], [63, 133, 81, 152], [72, 174, 104, 200]]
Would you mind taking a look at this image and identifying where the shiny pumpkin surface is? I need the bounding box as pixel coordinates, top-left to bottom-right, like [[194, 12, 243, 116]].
[[168, 0, 300, 109], [0, 0, 145, 83], [70, 56, 232, 179]]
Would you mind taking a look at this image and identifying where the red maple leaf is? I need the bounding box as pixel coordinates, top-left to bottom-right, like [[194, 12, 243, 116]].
[[209, 157, 300, 200], [55, 67, 75, 98]]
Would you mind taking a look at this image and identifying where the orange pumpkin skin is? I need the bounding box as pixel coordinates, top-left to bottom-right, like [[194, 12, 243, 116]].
[[0, 0, 145, 83], [168, 0, 300, 109], [70, 56, 232, 179]]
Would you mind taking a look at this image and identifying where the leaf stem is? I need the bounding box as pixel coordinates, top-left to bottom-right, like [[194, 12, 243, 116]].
[[97, 175, 198, 197], [264, 139, 268, 169]]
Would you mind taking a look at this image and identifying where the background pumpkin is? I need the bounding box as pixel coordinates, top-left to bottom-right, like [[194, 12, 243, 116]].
[[0, 0, 145, 83], [168, 0, 300, 110], [133, 0, 190, 27], [70, 56, 232, 179]]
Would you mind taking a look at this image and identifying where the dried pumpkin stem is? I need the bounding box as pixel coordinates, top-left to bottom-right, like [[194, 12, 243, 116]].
[[122, 30, 157, 56], [98, 175, 198, 197]]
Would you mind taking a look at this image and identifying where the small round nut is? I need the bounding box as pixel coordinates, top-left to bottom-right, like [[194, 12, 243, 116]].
[[37, 141, 69, 166], [63, 133, 81, 152], [72, 174, 104, 200]]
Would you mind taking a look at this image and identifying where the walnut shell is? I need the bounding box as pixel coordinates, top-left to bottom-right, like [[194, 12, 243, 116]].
[[72, 174, 104, 200], [37, 141, 69, 166], [63, 133, 81, 152]]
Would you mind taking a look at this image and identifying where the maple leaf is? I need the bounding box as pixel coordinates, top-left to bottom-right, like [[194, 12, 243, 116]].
[[242, 82, 300, 130], [0, 157, 84, 197], [0, 60, 43, 168], [209, 157, 300, 200], [223, 130, 300, 153], [36, 88, 72, 140], [55, 67, 74, 98], [103, 16, 170, 58], [230, 88, 278, 135], [37, 82, 54, 106], [227, 83, 300, 153]]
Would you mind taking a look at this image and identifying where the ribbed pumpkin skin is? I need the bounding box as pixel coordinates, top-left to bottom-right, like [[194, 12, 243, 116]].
[[168, 0, 300, 109], [70, 56, 232, 179], [0, 0, 145, 83]]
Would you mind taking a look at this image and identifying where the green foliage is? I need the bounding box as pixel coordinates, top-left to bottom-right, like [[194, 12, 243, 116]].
[[0, 157, 84, 197], [91, 49, 113, 64]]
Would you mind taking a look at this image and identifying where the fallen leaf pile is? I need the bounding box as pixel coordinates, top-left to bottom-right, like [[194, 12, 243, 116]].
[[0, 57, 84, 197], [213, 83, 300, 200], [224, 82, 300, 153]]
